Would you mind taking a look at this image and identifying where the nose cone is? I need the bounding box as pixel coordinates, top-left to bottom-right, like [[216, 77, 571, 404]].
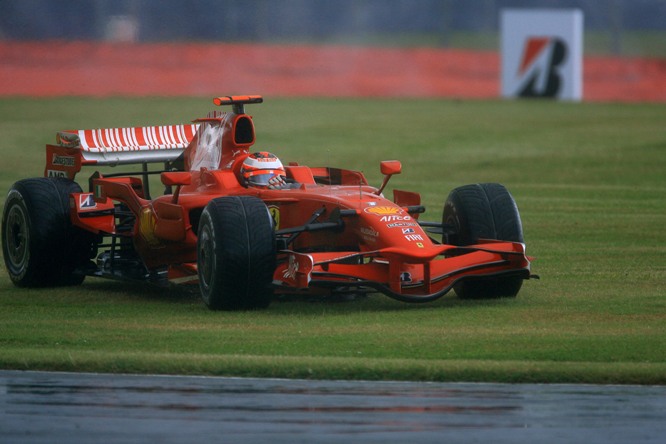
[[358, 204, 440, 258]]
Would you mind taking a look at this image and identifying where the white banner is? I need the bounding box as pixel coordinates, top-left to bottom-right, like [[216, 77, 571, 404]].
[[501, 9, 583, 101]]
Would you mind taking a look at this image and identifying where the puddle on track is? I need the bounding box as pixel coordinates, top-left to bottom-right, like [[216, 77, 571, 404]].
[[2, 370, 665, 443]]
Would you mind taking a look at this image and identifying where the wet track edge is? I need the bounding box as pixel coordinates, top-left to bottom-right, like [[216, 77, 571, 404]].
[[1, 370, 665, 443]]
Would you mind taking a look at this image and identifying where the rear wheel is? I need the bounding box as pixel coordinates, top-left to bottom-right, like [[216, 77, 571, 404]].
[[2, 177, 96, 287], [197, 196, 276, 310], [442, 183, 524, 299]]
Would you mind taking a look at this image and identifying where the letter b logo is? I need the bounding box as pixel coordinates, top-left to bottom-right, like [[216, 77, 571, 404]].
[[517, 37, 567, 97]]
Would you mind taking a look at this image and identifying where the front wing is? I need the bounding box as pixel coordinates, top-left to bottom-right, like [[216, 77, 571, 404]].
[[273, 241, 532, 302]]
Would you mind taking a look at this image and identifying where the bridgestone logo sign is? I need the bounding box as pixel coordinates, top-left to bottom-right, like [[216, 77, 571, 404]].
[[501, 9, 583, 101]]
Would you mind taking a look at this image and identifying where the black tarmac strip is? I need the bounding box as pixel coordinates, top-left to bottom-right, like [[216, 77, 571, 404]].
[[1, 370, 665, 443]]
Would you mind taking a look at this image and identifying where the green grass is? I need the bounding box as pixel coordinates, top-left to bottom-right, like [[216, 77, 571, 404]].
[[271, 30, 666, 58], [1, 97, 665, 384]]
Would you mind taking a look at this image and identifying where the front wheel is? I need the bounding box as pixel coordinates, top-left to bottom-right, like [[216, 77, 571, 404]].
[[197, 196, 276, 310], [442, 183, 524, 299], [2, 177, 96, 287]]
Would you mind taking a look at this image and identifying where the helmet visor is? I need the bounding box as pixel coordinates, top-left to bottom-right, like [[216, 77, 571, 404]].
[[245, 169, 286, 188]]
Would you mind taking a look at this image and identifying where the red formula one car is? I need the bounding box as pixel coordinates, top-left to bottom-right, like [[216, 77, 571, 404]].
[[2, 96, 534, 310]]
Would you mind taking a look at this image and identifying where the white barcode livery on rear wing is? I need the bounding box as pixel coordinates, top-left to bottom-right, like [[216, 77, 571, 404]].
[[58, 124, 198, 164], [45, 124, 198, 179]]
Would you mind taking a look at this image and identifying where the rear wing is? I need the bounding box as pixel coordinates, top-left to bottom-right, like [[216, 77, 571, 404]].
[[44, 95, 262, 180], [45, 124, 198, 179]]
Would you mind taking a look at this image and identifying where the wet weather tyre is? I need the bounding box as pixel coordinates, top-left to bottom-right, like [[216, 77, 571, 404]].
[[2, 177, 96, 287], [442, 183, 524, 299], [197, 196, 276, 310]]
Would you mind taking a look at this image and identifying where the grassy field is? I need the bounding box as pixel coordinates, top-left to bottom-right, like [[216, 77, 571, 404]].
[[280, 30, 666, 58], [0, 97, 664, 384]]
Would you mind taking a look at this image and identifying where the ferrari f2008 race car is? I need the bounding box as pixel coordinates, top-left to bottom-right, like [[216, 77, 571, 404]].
[[2, 96, 534, 310]]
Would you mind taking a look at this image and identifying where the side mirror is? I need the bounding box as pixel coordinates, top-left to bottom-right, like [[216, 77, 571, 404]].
[[376, 160, 402, 195], [380, 160, 402, 176], [161, 171, 192, 187], [161, 172, 192, 204]]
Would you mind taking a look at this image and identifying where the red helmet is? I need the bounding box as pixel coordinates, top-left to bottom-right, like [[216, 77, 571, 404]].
[[240, 152, 287, 189]]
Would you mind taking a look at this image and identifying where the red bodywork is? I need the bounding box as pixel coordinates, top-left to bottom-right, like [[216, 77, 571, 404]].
[[45, 96, 532, 302]]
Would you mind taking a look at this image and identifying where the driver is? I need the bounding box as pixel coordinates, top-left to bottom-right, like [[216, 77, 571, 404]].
[[240, 151, 289, 189]]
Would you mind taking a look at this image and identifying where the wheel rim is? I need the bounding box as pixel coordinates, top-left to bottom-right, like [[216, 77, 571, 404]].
[[4, 203, 30, 271], [198, 224, 215, 291]]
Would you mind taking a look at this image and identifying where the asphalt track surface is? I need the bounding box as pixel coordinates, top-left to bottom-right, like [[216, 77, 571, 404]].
[[1, 370, 665, 443]]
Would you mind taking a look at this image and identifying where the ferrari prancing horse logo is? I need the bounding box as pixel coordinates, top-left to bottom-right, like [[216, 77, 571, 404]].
[[268, 205, 280, 230]]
